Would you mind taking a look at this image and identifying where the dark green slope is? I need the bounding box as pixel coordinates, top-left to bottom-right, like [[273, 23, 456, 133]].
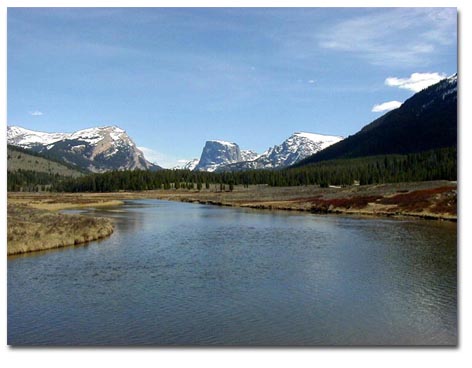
[[295, 74, 457, 167]]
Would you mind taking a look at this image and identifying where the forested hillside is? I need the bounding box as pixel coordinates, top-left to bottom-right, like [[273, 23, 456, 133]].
[[295, 75, 457, 167]]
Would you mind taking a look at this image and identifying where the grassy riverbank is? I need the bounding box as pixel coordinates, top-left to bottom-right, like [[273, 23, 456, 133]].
[[7, 201, 115, 255]]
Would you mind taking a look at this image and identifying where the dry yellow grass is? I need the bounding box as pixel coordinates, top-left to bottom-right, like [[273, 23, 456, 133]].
[[7, 204, 114, 255], [8, 193, 123, 211]]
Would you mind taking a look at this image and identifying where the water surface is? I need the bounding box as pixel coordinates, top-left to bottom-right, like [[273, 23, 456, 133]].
[[8, 200, 457, 345]]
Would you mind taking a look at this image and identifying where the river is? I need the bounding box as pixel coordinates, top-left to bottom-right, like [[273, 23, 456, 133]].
[[7, 199, 457, 345]]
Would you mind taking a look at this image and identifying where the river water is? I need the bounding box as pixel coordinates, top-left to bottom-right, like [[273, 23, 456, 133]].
[[7, 200, 457, 345]]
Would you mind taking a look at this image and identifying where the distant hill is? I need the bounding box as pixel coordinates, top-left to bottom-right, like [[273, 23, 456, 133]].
[[295, 74, 457, 167], [7, 145, 86, 191], [7, 145, 85, 177]]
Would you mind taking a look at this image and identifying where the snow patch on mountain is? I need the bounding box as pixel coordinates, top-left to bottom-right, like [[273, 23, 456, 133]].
[[173, 158, 200, 171], [7, 126, 69, 147], [240, 149, 259, 162]]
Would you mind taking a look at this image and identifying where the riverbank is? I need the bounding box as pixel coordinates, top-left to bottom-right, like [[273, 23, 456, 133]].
[[8, 180, 457, 222], [151, 181, 457, 221], [8, 194, 123, 211], [7, 201, 116, 255], [7, 181, 456, 255]]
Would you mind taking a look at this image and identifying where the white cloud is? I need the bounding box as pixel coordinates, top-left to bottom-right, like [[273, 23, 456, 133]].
[[372, 101, 402, 113], [308, 79, 315, 84], [318, 8, 456, 66], [138, 146, 193, 169], [385, 72, 446, 92], [29, 111, 43, 116]]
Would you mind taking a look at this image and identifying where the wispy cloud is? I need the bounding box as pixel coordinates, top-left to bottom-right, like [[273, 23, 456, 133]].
[[319, 8, 456, 66], [372, 101, 402, 113], [29, 111, 43, 116], [385, 72, 446, 92]]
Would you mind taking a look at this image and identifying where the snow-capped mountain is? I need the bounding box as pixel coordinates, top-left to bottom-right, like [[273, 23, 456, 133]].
[[7, 125, 161, 172], [173, 158, 200, 171], [240, 149, 259, 162], [194, 140, 244, 172], [220, 132, 343, 171], [259, 132, 343, 168]]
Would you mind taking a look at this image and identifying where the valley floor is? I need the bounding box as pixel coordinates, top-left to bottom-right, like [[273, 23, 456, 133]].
[[7, 180, 456, 255]]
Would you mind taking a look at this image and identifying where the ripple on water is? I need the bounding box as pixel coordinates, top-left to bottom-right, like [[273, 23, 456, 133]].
[[8, 200, 457, 345]]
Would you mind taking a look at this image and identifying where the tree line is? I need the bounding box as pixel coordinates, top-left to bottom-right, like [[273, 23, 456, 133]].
[[7, 169, 60, 192], [46, 147, 456, 193]]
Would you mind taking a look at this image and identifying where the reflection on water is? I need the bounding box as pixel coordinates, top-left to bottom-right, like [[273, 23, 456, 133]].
[[8, 200, 457, 345]]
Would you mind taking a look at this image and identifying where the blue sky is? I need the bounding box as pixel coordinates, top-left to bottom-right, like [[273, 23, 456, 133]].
[[7, 7, 457, 168]]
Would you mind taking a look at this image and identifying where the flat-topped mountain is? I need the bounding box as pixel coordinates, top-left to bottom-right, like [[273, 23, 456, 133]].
[[193, 140, 245, 172]]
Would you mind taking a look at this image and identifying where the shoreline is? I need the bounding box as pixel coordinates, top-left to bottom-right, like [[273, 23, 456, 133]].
[[7, 201, 118, 256], [7, 180, 456, 255], [8, 180, 457, 220], [174, 197, 458, 222], [123, 180, 457, 222]]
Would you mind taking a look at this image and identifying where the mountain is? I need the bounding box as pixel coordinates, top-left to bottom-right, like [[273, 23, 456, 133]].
[[191, 132, 342, 172], [295, 74, 457, 167], [179, 149, 259, 172], [7, 125, 161, 172], [173, 158, 200, 171], [193, 140, 244, 172], [240, 149, 259, 162], [220, 132, 343, 171]]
